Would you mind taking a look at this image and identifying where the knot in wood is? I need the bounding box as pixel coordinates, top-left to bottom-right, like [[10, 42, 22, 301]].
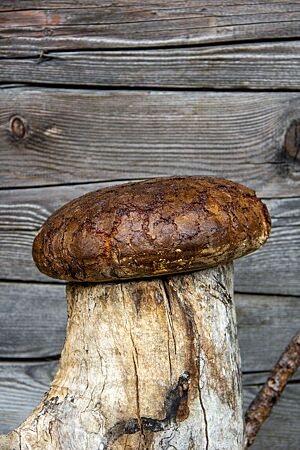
[[10, 115, 27, 140], [284, 120, 300, 161]]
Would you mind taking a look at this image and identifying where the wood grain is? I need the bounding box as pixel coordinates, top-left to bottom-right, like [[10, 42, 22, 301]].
[[235, 221, 300, 296], [1, 280, 299, 374], [236, 294, 300, 372], [235, 191, 300, 296], [0, 283, 66, 358], [1, 1, 300, 55], [0, 361, 58, 435], [0, 361, 299, 448], [1, 41, 300, 90], [0, 87, 299, 194], [1, 183, 299, 295]]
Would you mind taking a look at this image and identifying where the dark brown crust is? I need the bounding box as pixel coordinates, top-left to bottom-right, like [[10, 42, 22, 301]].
[[32, 176, 271, 282]]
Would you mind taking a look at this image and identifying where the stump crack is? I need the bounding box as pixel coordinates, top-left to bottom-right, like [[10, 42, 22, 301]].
[[198, 376, 209, 450], [162, 279, 177, 355], [131, 335, 144, 441], [103, 371, 191, 448], [171, 280, 209, 449]]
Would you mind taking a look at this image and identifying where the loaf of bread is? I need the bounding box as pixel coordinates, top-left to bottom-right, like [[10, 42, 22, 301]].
[[32, 176, 271, 282]]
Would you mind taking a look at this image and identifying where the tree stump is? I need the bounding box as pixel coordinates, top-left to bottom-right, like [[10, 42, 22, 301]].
[[0, 264, 243, 449]]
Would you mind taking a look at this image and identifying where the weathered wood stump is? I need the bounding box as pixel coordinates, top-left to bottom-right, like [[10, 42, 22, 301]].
[[1, 265, 243, 449], [0, 176, 271, 449]]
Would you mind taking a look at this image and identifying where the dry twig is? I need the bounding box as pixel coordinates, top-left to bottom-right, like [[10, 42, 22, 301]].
[[244, 330, 300, 448]]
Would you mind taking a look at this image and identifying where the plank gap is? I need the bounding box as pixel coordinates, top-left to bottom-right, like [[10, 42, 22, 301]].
[[3, 81, 300, 93]]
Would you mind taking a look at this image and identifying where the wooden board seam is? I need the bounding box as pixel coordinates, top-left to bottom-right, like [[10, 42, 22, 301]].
[[2, 81, 300, 93]]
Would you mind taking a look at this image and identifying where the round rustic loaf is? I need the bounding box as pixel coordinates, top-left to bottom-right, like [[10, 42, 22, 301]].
[[32, 176, 271, 282]]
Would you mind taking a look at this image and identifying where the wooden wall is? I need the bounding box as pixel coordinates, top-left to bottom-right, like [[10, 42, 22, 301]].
[[0, 2, 299, 448]]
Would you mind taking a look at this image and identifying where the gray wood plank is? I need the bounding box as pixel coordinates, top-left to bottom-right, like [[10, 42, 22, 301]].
[[235, 222, 300, 296], [1, 184, 299, 295], [236, 194, 300, 296], [1, 280, 299, 373], [0, 87, 299, 194], [2, 41, 300, 89], [0, 361, 58, 435], [236, 294, 300, 372], [0, 283, 66, 358], [0, 360, 299, 448], [1, 2, 300, 55]]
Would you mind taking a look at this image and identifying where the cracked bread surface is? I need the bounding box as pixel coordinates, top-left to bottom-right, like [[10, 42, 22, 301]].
[[32, 176, 271, 282]]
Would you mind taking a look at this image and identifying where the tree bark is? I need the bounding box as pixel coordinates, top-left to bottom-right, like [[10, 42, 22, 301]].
[[0, 263, 243, 449]]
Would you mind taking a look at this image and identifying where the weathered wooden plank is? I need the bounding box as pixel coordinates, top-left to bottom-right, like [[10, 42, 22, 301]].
[[235, 196, 300, 295], [0, 87, 299, 194], [1, 280, 299, 373], [0, 361, 299, 448], [236, 196, 300, 295], [235, 294, 300, 372], [0, 361, 58, 435], [2, 41, 300, 89], [1, 1, 300, 55], [235, 224, 300, 295], [1, 183, 299, 295], [0, 283, 66, 358]]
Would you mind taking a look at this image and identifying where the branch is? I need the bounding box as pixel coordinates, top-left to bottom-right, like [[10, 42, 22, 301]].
[[244, 330, 300, 449]]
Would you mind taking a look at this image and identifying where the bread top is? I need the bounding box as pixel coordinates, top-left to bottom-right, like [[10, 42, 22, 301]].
[[32, 176, 271, 282]]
